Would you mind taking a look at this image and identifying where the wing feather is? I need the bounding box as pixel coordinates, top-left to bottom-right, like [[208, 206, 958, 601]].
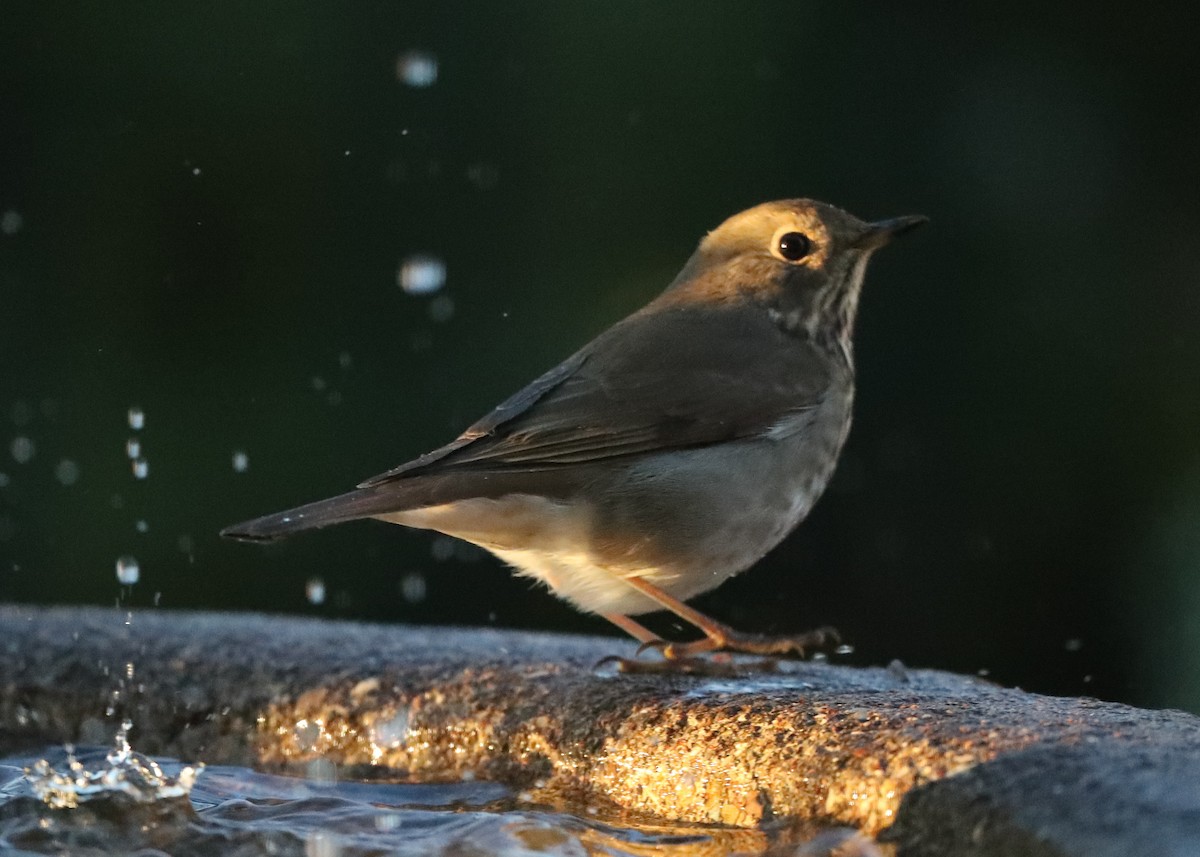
[[359, 302, 832, 486]]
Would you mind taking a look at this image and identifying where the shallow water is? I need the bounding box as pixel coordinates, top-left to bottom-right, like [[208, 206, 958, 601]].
[[0, 746, 855, 856]]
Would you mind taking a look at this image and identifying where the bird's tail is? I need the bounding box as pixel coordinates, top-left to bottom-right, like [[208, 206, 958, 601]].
[[220, 485, 409, 543], [222, 467, 585, 543]]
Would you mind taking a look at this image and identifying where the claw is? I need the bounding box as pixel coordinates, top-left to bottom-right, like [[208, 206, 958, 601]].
[[634, 638, 670, 657]]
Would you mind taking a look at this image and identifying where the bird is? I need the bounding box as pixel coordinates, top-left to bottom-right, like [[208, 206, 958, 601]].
[[222, 199, 926, 666]]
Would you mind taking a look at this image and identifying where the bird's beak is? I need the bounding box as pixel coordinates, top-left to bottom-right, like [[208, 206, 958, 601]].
[[854, 214, 929, 250]]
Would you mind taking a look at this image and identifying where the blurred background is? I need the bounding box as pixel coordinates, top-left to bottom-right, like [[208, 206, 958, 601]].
[[2, 2, 1198, 712]]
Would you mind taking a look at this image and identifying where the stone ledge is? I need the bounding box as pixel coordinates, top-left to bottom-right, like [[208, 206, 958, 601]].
[[1, 605, 1197, 854]]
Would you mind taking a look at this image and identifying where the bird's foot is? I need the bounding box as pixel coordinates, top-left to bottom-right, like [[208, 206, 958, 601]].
[[596, 652, 781, 677], [642, 623, 840, 660]]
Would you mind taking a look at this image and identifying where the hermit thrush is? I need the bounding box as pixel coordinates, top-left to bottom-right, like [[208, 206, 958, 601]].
[[223, 199, 925, 664]]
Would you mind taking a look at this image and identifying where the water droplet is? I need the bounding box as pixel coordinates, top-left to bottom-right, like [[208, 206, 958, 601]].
[[135, 519, 149, 533], [231, 450, 249, 473], [338, 351, 352, 370], [399, 572, 426, 603], [0, 473, 10, 488], [311, 375, 327, 392], [398, 255, 446, 295], [306, 577, 326, 605], [10, 436, 34, 464], [54, 459, 80, 486], [126, 438, 141, 458], [127, 407, 145, 431], [115, 556, 140, 585], [428, 294, 455, 323], [396, 50, 438, 87], [1064, 638, 1083, 652], [0, 210, 23, 236], [191, 166, 201, 176], [131, 458, 149, 479]]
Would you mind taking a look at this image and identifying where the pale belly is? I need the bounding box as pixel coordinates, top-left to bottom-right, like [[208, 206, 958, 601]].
[[377, 398, 852, 616]]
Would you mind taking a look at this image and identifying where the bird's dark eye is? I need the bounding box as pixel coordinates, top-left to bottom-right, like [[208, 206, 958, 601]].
[[777, 232, 812, 262]]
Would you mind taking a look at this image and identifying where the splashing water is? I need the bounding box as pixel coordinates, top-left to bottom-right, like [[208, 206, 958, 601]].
[[25, 722, 203, 810], [127, 407, 145, 431]]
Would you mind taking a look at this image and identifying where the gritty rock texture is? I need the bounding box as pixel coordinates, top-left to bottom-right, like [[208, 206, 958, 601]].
[[883, 741, 1200, 857], [2, 605, 1198, 855]]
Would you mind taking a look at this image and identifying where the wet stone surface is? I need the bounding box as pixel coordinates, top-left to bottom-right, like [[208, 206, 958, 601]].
[[2, 605, 1198, 855]]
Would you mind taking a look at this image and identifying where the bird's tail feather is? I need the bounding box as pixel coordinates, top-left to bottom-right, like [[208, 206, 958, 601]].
[[220, 485, 412, 542], [221, 467, 587, 543]]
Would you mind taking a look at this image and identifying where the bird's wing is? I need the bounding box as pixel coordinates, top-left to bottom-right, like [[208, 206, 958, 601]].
[[359, 303, 832, 487]]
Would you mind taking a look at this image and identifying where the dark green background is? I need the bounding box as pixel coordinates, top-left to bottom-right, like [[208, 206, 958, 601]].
[[3, 3, 1199, 711]]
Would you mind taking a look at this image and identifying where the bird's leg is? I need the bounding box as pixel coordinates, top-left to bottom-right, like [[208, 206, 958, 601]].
[[598, 612, 749, 676], [620, 576, 838, 660], [601, 612, 662, 646]]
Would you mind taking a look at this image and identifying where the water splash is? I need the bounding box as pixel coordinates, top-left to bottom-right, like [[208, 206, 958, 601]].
[[231, 450, 249, 473], [25, 722, 203, 809], [127, 407, 145, 431]]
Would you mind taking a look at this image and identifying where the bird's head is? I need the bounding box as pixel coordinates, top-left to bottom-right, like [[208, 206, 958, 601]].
[[665, 199, 926, 345]]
